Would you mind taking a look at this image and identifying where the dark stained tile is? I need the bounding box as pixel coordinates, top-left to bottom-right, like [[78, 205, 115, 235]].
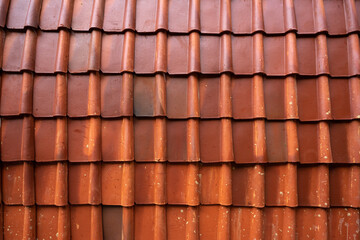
[[102, 206, 134, 240]]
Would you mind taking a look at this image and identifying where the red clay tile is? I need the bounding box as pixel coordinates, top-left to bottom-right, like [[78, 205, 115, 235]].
[[264, 34, 298, 76], [298, 122, 332, 163], [103, 0, 135, 32], [167, 120, 200, 162], [134, 34, 158, 74], [264, 77, 298, 120], [199, 0, 225, 34], [0, 72, 33, 116], [324, 0, 347, 35], [135, 163, 166, 204], [35, 162, 68, 206], [232, 76, 265, 119], [231, 0, 254, 34], [4, 206, 36, 240], [168, 0, 190, 33], [330, 165, 360, 207], [328, 34, 360, 77], [134, 205, 166, 240], [200, 36, 220, 74], [2, 162, 34, 205], [166, 76, 192, 118], [263, 0, 296, 34], [68, 73, 100, 117], [134, 75, 166, 117], [135, 0, 158, 32], [297, 76, 332, 121], [265, 164, 298, 207], [37, 206, 70, 240], [35, 118, 67, 162], [71, 0, 104, 30], [2, 31, 27, 72], [296, 208, 328, 240], [232, 164, 264, 207], [167, 163, 199, 205], [167, 35, 189, 74], [266, 121, 299, 163], [6, 0, 41, 29], [102, 206, 134, 240], [101, 162, 134, 206], [297, 165, 330, 207], [0, 0, 9, 27], [134, 118, 166, 162], [200, 164, 231, 205], [69, 163, 101, 205], [100, 32, 134, 73], [199, 76, 220, 118], [232, 120, 266, 164], [329, 77, 360, 120], [101, 118, 134, 162], [230, 207, 263, 240], [264, 207, 296, 239], [35, 30, 69, 73], [167, 206, 198, 240], [329, 121, 360, 163], [68, 31, 102, 73], [1, 116, 34, 161], [33, 74, 67, 117], [200, 120, 234, 163], [199, 206, 230, 240], [70, 205, 102, 240], [68, 118, 101, 162], [101, 73, 133, 117], [39, 0, 73, 30], [328, 208, 360, 240]]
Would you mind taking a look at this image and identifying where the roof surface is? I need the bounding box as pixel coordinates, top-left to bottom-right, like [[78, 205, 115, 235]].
[[0, 0, 360, 239]]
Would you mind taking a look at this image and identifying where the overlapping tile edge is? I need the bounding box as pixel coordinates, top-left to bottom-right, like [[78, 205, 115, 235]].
[[0, 0, 359, 240]]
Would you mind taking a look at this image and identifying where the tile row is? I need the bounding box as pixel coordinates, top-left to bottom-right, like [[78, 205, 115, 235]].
[[1, 205, 359, 240], [2, 205, 359, 240], [2, 117, 360, 163], [2, 30, 360, 76], [2, 73, 360, 121], [2, 161, 360, 207], [2, 0, 360, 35]]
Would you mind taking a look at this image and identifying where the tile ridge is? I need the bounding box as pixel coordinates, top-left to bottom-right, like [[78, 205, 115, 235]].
[[54, 162, 68, 206], [220, 0, 231, 33], [58, 0, 74, 29], [123, 0, 136, 30], [24, 0, 41, 28], [188, 0, 200, 32], [186, 119, 200, 161], [121, 31, 135, 72], [252, 0, 264, 32], [21, 115, 35, 161], [21, 29, 37, 71], [19, 72, 33, 115], [156, 0, 168, 30], [349, 77, 360, 119], [53, 74, 67, 116], [89, 0, 105, 29], [22, 161, 35, 205], [0, 0, 9, 27], [347, 33, 360, 76], [55, 29, 69, 73], [88, 162, 101, 204], [313, 0, 327, 33], [284, 0, 297, 31], [54, 118, 67, 160], [87, 72, 101, 116], [344, 0, 359, 33], [88, 30, 102, 71]]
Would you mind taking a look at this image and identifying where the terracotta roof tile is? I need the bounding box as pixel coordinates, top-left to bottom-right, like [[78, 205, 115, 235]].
[[37, 206, 70, 240], [1, 0, 360, 238]]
